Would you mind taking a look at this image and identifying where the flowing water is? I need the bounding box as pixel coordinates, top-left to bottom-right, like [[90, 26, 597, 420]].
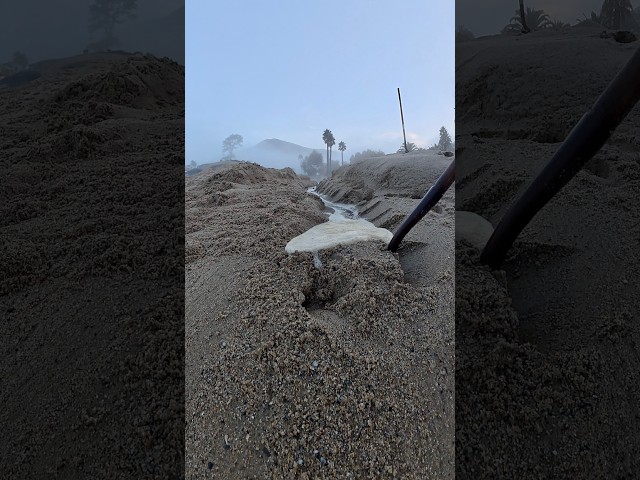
[[307, 187, 359, 222], [285, 187, 393, 266]]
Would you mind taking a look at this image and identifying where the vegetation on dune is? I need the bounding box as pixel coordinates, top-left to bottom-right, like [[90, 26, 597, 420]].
[[397, 142, 418, 153], [548, 18, 571, 30], [599, 0, 636, 29], [349, 149, 386, 164], [502, 5, 552, 33], [394, 126, 453, 154], [438, 126, 453, 152]]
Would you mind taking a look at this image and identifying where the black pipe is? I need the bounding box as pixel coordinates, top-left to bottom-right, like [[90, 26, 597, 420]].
[[388, 158, 455, 252], [480, 45, 640, 269]]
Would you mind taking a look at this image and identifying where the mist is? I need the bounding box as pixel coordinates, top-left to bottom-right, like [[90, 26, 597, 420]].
[[0, 0, 184, 66]]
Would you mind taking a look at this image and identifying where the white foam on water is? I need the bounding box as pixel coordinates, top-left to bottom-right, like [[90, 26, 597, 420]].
[[285, 219, 393, 254], [285, 188, 393, 255], [308, 187, 359, 222]]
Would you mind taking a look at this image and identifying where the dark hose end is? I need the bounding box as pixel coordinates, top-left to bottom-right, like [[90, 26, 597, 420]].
[[387, 237, 400, 253]]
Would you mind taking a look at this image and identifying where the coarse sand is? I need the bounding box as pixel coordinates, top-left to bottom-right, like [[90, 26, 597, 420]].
[[456, 27, 640, 478], [1, 52, 184, 477], [186, 152, 454, 478]]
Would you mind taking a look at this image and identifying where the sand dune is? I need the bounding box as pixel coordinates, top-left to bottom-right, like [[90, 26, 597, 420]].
[[0, 52, 184, 477], [456, 27, 640, 477], [186, 155, 454, 478]]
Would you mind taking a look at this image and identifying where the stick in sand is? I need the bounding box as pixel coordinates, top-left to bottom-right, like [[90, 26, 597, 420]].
[[398, 88, 408, 153], [480, 45, 640, 269], [388, 158, 455, 252]]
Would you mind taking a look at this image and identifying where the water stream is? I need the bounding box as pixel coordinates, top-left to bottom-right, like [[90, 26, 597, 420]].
[[285, 187, 393, 267], [307, 186, 359, 221]]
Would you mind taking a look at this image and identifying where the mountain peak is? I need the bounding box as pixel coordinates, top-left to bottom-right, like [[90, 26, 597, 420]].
[[236, 138, 328, 172]]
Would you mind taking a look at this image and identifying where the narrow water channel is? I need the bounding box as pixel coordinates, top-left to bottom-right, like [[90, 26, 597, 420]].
[[307, 187, 359, 221], [284, 187, 393, 263]]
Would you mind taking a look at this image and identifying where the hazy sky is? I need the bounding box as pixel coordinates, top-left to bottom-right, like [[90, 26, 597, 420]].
[[457, 0, 610, 37], [186, 0, 455, 165], [0, 0, 182, 64]]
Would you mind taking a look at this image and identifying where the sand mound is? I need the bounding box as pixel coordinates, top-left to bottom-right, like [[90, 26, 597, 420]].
[[456, 27, 640, 477], [317, 151, 449, 203], [316, 153, 455, 288], [186, 161, 454, 478], [1, 53, 184, 478], [186, 162, 323, 263]]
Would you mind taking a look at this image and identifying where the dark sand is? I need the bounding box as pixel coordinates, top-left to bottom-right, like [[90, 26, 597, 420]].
[[0, 52, 184, 477], [456, 27, 640, 477], [186, 153, 454, 478]]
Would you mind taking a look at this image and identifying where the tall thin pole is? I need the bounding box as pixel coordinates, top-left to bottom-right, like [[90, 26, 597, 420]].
[[519, 0, 530, 33], [397, 88, 408, 153]]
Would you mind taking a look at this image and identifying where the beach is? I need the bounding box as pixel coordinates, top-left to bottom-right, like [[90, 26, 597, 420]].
[[0, 52, 185, 477], [186, 152, 455, 478], [456, 27, 640, 477]]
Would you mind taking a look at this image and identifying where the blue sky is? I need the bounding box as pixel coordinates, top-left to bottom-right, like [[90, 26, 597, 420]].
[[186, 0, 454, 165]]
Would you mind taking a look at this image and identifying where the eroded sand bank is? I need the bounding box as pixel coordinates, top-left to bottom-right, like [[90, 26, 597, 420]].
[[186, 155, 454, 479]]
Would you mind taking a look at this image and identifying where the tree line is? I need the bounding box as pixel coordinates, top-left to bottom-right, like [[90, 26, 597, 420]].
[[457, 0, 640, 39], [397, 126, 452, 153]]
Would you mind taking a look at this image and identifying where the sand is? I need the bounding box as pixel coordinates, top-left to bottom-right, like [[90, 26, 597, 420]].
[[456, 27, 640, 477], [0, 52, 185, 477], [186, 153, 454, 478]]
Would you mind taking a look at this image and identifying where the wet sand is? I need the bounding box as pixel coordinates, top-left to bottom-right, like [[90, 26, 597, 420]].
[[186, 153, 454, 478]]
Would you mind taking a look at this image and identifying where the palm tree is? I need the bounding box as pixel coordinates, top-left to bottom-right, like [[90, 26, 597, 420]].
[[338, 141, 346, 166], [600, 0, 634, 29], [322, 129, 331, 175], [549, 18, 570, 30], [503, 6, 551, 33], [397, 142, 417, 153], [327, 131, 336, 172]]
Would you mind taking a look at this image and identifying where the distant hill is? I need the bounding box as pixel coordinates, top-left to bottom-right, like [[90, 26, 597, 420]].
[[235, 138, 329, 172]]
